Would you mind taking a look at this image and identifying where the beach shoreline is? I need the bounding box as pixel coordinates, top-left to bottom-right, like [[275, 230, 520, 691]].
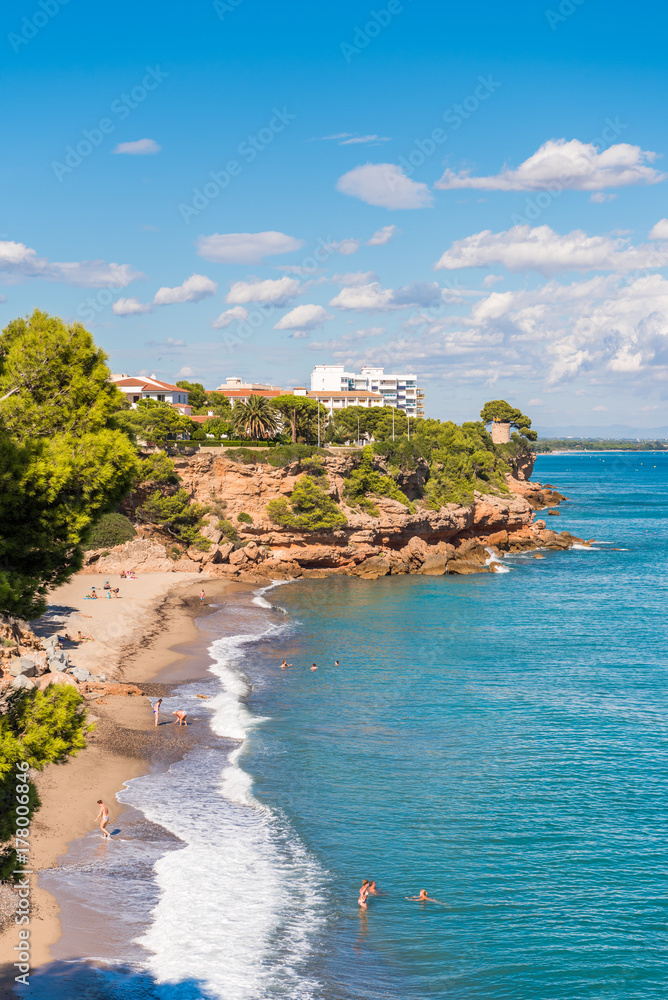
[[0, 572, 244, 986]]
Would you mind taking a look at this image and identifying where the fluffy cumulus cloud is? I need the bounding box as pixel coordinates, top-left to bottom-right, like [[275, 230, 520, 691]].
[[325, 224, 399, 257], [197, 231, 304, 264], [113, 274, 216, 315], [435, 139, 665, 191], [0, 240, 141, 288], [434, 224, 668, 275], [226, 276, 300, 305], [153, 273, 217, 305], [336, 163, 433, 209], [112, 138, 161, 155], [273, 304, 329, 331], [329, 279, 446, 312], [649, 218, 668, 240], [396, 272, 668, 386], [366, 225, 397, 246], [211, 306, 249, 329]]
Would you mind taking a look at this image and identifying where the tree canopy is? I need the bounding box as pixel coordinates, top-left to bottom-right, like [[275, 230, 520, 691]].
[[272, 395, 326, 443], [232, 394, 279, 439], [0, 311, 139, 618], [176, 380, 207, 410], [480, 400, 537, 441]]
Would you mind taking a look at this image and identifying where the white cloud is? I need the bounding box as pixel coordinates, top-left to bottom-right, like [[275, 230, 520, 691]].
[[113, 297, 152, 316], [482, 274, 504, 287], [649, 218, 668, 240], [527, 398, 544, 405], [339, 134, 391, 145], [332, 271, 379, 286], [226, 276, 300, 305], [290, 331, 311, 339], [212, 306, 248, 329], [589, 192, 617, 203], [329, 238, 361, 256], [177, 366, 195, 377], [336, 163, 433, 209], [274, 304, 329, 331], [366, 224, 397, 246], [197, 231, 304, 264], [152, 273, 217, 305], [112, 138, 161, 155], [435, 139, 665, 191], [435, 224, 668, 275], [329, 280, 445, 312], [0, 240, 141, 288]]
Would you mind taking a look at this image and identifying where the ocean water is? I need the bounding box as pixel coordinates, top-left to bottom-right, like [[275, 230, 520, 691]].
[[30, 453, 668, 999]]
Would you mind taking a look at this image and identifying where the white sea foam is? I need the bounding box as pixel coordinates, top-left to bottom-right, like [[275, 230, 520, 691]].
[[117, 590, 326, 1000], [485, 546, 512, 573]]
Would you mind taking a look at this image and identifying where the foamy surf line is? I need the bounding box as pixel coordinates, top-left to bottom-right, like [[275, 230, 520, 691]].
[[116, 585, 328, 1000]]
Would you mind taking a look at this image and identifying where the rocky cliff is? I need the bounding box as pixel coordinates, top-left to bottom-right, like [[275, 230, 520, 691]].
[[84, 451, 585, 582]]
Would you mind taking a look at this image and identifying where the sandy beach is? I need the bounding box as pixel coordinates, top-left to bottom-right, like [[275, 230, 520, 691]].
[[0, 570, 242, 984]]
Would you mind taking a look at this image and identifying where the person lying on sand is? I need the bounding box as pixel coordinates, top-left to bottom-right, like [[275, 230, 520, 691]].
[[95, 799, 110, 839], [406, 889, 439, 903], [77, 630, 94, 642], [172, 710, 188, 726]]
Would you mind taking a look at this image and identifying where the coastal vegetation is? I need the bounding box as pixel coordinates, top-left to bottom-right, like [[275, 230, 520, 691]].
[[535, 438, 668, 452], [343, 446, 414, 515], [85, 512, 137, 550], [0, 686, 89, 880], [267, 475, 348, 531], [137, 488, 211, 550]]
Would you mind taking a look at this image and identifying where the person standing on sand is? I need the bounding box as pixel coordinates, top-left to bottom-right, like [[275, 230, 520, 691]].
[[199, 589, 205, 604], [172, 710, 188, 726], [95, 800, 110, 839], [153, 698, 162, 727]]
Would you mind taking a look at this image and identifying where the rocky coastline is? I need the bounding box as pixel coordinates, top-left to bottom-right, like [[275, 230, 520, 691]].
[[84, 451, 590, 583]]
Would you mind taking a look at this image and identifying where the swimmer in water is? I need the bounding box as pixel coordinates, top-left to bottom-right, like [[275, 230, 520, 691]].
[[406, 889, 438, 902], [358, 879, 370, 908], [334, 660, 339, 666], [280, 659, 292, 670], [368, 880, 380, 895], [95, 799, 110, 839], [310, 663, 318, 671]]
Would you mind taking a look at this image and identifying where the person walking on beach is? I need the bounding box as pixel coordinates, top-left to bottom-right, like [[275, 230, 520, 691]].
[[95, 799, 110, 839], [153, 698, 162, 727], [172, 710, 188, 726], [358, 880, 370, 909], [199, 589, 206, 604]]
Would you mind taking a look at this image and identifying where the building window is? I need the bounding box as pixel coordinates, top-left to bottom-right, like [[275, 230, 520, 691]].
[[157, 394, 165, 402]]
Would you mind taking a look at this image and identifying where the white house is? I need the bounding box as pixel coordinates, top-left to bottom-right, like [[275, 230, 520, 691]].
[[293, 386, 384, 412], [111, 375, 192, 415]]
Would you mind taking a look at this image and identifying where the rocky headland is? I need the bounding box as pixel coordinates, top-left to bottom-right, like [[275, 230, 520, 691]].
[[83, 450, 589, 583]]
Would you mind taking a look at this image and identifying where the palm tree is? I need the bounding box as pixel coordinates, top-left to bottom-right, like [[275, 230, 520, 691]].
[[232, 394, 279, 440]]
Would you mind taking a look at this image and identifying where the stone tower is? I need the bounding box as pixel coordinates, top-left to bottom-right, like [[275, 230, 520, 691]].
[[490, 419, 511, 444]]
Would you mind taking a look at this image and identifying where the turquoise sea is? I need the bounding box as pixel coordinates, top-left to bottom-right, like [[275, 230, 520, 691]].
[[30, 453, 668, 999]]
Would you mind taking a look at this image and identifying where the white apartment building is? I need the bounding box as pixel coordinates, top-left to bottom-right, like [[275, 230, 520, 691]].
[[111, 375, 192, 415], [293, 386, 384, 411], [310, 365, 425, 416]]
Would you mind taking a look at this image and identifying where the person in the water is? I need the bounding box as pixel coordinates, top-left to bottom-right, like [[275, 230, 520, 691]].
[[406, 889, 438, 902], [358, 879, 370, 908]]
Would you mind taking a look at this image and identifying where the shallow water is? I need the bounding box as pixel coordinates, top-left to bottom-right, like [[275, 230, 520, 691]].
[[31, 453, 668, 999]]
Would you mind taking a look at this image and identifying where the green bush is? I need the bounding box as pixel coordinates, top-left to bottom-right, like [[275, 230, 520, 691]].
[[0, 686, 90, 881], [237, 512, 253, 524], [138, 488, 211, 549], [267, 475, 347, 531], [85, 512, 136, 550], [217, 518, 239, 542], [191, 427, 206, 441], [343, 447, 413, 516]]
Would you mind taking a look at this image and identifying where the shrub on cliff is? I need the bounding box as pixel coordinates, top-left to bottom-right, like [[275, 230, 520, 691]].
[[85, 512, 136, 550], [343, 446, 413, 516], [267, 475, 348, 531], [0, 686, 90, 881], [417, 421, 511, 507], [138, 488, 211, 550]]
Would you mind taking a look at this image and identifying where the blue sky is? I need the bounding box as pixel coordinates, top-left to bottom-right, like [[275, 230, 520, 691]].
[[2, 0, 667, 429]]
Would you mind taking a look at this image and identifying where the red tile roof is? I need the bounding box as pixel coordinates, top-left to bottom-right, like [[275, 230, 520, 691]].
[[113, 377, 185, 393]]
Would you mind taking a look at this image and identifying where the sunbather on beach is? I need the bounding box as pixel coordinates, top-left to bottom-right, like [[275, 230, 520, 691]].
[[77, 630, 94, 642], [103, 580, 111, 590], [172, 710, 188, 726], [95, 799, 110, 839]]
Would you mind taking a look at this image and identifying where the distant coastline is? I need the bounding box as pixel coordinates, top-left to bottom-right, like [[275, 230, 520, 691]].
[[535, 440, 668, 453]]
